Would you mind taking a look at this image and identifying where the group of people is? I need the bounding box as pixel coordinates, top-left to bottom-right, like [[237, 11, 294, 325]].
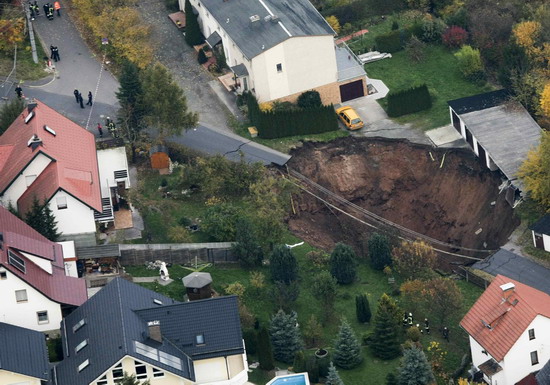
[[28, 1, 40, 20], [42, 1, 61, 20], [50, 45, 60, 62], [402, 312, 450, 341], [73, 89, 93, 109]]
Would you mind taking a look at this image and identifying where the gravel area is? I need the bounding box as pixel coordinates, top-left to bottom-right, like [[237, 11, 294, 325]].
[[137, 0, 232, 130]]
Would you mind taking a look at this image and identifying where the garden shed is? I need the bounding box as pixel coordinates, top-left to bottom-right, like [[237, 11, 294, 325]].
[[182, 271, 213, 301], [149, 144, 170, 170], [531, 214, 550, 252]]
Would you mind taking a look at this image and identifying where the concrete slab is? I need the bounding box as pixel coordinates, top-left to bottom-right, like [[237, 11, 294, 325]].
[[345, 96, 388, 125], [207, 79, 243, 121], [426, 125, 469, 149], [366, 78, 389, 99]]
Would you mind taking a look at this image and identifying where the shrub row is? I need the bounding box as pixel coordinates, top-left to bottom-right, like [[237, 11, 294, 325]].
[[386, 84, 432, 117], [246, 93, 338, 139]]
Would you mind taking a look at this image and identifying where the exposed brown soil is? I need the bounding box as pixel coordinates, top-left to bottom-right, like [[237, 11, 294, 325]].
[[287, 137, 519, 259]]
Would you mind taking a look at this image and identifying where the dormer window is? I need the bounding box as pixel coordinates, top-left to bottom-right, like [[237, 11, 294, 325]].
[[75, 339, 88, 353], [153, 299, 163, 305], [77, 359, 89, 372], [44, 125, 56, 136], [73, 318, 86, 332], [196, 334, 205, 345], [24, 111, 35, 124]]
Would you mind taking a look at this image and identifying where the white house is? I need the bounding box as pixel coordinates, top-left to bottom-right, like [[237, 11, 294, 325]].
[[0, 205, 87, 333], [530, 214, 550, 253], [0, 100, 130, 245], [461, 275, 550, 385], [448, 90, 541, 206], [183, 0, 368, 104], [96, 146, 131, 221], [54, 278, 248, 385]]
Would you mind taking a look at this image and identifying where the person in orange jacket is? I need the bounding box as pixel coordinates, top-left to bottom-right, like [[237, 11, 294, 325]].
[[54, 1, 61, 16]]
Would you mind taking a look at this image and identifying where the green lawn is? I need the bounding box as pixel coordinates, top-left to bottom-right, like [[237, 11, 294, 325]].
[[365, 45, 494, 130], [124, 231, 483, 384], [0, 37, 48, 81]]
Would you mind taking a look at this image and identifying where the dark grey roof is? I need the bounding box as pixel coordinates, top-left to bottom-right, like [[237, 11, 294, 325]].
[[183, 272, 212, 288], [76, 244, 120, 259], [135, 296, 244, 360], [335, 45, 366, 81], [537, 359, 550, 385], [531, 214, 550, 235], [206, 31, 222, 48], [231, 63, 249, 77], [200, 0, 334, 59], [55, 277, 244, 385], [472, 249, 550, 295], [448, 89, 510, 114], [450, 97, 541, 186], [0, 322, 50, 380], [149, 144, 169, 155]]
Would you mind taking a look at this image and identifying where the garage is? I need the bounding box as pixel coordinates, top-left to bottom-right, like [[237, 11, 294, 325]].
[[339, 80, 364, 102]]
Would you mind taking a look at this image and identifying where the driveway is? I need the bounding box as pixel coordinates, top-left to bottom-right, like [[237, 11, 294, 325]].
[[136, 0, 233, 130]]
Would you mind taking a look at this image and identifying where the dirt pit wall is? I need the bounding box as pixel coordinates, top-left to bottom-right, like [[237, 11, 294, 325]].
[[287, 137, 519, 254]]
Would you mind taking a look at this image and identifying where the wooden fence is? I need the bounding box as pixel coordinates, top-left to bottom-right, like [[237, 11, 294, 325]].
[[119, 243, 237, 266], [453, 266, 490, 289]]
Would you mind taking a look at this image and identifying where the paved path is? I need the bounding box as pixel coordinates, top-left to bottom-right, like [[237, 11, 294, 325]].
[[137, 0, 233, 130], [21, 7, 119, 133]]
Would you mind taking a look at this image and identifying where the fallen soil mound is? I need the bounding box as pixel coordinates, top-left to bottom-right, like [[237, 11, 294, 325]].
[[287, 137, 519, 255]]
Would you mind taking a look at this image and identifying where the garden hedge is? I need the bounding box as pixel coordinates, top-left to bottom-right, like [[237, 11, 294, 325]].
[[246, 93, 338, 139], [386, 84, 432, 117]]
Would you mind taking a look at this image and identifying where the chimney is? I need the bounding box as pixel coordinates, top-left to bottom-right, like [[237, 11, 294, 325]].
[[500, 282, 515, 300], [28, 100, 38, 113], [27, 134, 43, 150], [148, 320, 162, 343]]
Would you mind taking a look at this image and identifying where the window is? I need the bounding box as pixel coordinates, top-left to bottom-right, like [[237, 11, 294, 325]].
[[153, 299, 163, 305], [15, 289, 28, 303], [73, 318, 86, 332], [56, 196, 68, 210], [152, 367, 164, 378], [134, 341, 183, 370], [0, 270, 7, 279], [135, 360, 148, 380], [531, 351, 539, 365], [75, 339, 88, 353], [529, 329, 535, 340], [8, 250, 26, 273], [25, 175, 37, 187], [77, 359, 89, 372], [97, 375, 108, 385], [37, 311, 49, 324], [276, 63, 283, 72], [112, 363, 124, 380], [196, 334, 205, 345]]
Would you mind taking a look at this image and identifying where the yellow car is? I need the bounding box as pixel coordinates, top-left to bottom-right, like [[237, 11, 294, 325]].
[[336, 106, 364, 130]]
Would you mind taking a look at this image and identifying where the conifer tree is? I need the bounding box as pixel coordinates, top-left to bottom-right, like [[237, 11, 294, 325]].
[[269, 245, 298, 284], [25, 197, 60, 241], [370, 294, 402, 360], [42, 202, 60, 241], [306, 356, 320, 383], [333, 319, 363, 369], [232, 218, 263, 268], [269, 310, 303, 363], [326, 362, 345, 385], [184, 0, 204, 46], [257, 327, 274, 370], [329, 243, 357, 284], [368, 232, 393, 271], [293, 351, 306, 373], [355, 294, 372, 323], [397, 347, 435, 385], [386, 372, 398, 385], [0, 97, 25, 134]]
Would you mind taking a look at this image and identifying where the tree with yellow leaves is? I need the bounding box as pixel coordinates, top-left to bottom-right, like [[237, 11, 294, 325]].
[[0, 18, 25, 52], [392, 240, 436, 280], [325, 16, 341, 34], [518, 131, 550, 209], [541, 83, 550, 119]]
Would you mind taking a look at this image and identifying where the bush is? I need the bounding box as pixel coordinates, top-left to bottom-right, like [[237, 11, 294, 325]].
[[270, 245, 298, 284], [329, 243, 357, 284], [297, 90, 323, 109], [406, 326, 422, 342], [368, 233, 393, 271], [442, 26, 468, 48], [356, 294, 372, 323], [375, 30, 404, 53], [386, 84, 432, 117], [420, 16, 446, 42], [197, 48, 208, 64], [405, 36, 426, 62], [391, 21, 399, 30], [306, 250, 329, 269], [202, 203, 242, 241], [306, 355, 320, 383], [294, 351, 307, 373], [454, 45, 485, 82]]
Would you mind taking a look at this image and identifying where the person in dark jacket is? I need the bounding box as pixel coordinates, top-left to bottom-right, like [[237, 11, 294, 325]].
[[74, 89, 80, 103], [78, 92, 85, 108], [86, 91, 93, 106]]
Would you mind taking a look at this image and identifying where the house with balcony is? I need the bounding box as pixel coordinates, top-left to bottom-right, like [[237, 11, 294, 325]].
[[54, 277, 248, 385], [0, 322, 51, 385], [460, 275, 550, 385], [0, 100, 130, 245], [0, 206, 87, 333], [183, 0, 367, 104]]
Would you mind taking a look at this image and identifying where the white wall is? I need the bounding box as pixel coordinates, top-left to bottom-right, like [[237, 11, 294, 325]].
[[59, 241, 79, 277], [194, 357, 228, 383], [20, 251, 52, 274], [0, 370, 42, 385], [48, 190, 96, 235], [0, 269, 62, 332], [1, 153, 51, 208], [97, 147, 130, 197]]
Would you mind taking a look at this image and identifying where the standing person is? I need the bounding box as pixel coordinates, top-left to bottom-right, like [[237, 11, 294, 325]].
[[97, 123, 103, 138], [73, 89, 80, 103], [15, 85, 23, 98], [407, 312, 413, 327], [402, 312, 408, 328], [48, 4, 54, 20], [53, 46, 60, 61], [442, 327, 449, 342], [86, 91, 93, 106], [78, 92, 85, 108], [54, 0, 60, 16], [29, 3, 35, 20], [424, 319, 430, 335], [43, 3, 49, 16], [50, 45, 57, 62], [34, 1, 39, 15]]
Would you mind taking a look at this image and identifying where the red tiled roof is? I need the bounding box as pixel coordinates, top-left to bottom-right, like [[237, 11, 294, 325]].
[[517, 373, 538, 385], [0, 100, 101, 212], [460, 275, 550, 362], [0, 206, 87, 306]]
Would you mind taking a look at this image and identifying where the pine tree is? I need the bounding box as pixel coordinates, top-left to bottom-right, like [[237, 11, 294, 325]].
[[232, 218, 263, 268], [0, 97, 25, 135], [293, 350, 306, 373], [306, 355, 320, 383], [355, 294, 372, 323], [329, 243, 357, 284], [397, 347, 435, 385], [257, 327, 274, 370], [326, 362, 345, 385], [25, 197, 60, 241], [370, 294, 402, 360], [184, 0, 204, 46], [368, 233, 393, 271], [332, 319, 363, 369], [386, 372, 398, 385], [42, 201, 60, 241], [269, 245, 298, 284], [269, 310, 303, 364]]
